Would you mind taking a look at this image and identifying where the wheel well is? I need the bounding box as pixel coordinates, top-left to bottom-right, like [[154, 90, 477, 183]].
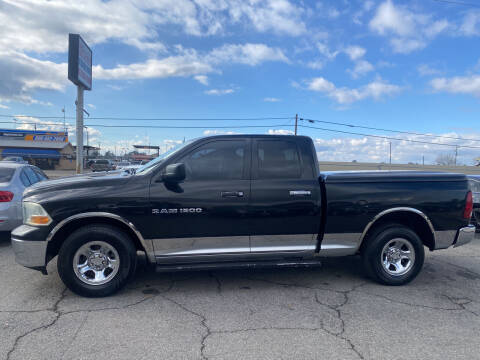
[[46, 217, 145, 261], [359, 211, 435, 252]]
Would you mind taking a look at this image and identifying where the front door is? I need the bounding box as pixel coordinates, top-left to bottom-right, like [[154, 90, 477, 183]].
[[249, 138, 321, 253], [149, 139, 251, 258]]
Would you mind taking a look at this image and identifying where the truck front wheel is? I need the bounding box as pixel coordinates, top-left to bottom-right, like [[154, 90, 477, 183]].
[[57, 224, 137, 297], [362, 224, 425, 286]]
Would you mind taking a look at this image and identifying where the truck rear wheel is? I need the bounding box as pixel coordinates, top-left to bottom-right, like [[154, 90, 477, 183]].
[[57, 224, 136, 297], [362, 224, 424, 286]]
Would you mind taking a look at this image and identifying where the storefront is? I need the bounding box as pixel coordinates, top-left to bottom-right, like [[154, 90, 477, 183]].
[[0, 129, 75, 170]]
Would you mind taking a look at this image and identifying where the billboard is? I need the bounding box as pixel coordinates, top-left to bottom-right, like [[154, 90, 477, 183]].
[[68, 34, 92, 90]]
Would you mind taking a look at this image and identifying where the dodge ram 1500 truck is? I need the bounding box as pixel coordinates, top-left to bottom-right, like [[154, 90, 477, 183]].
[[11, 135, 476, 297]]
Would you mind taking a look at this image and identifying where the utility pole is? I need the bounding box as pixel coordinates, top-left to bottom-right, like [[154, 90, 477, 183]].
[[75, 85, 84, 173], [389, 142, 392, 165], [295, 114, 298, 135], [62, 106, 66, 133], [422, 155, 424, 166], [84, 125, 89, 165], [454, 146, 458, 166]]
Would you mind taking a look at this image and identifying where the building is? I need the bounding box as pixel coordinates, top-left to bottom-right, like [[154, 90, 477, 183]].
[[0, 129, 75, 170]]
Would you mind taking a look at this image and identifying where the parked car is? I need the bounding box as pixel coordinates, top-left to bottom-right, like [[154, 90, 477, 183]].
[[0, 162, 48, 234], [2, 156, 27, 164], [11, 135, 475, 297], [89, 159, 115, 172], [469, 175, 480, 232], [115, 161, 131, 170]]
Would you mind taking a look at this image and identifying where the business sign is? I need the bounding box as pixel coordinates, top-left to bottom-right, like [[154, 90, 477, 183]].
[[0, 129, 68, 142], [68, 34, 92, 90]]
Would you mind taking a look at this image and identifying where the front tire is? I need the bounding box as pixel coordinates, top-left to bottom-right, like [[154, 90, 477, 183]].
[[57, 224, 136, 297], [362, 224, 425, 286]]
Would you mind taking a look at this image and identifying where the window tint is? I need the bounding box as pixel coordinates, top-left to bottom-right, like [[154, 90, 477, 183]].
[[33, 168, 47, 181], [96, 160, 109, 165], [257, 140, 301, 179], [24, 167, 39, 185], [0, 168, 15, 183], [20, 170, 31, 187], [179, 140, 246, 180]]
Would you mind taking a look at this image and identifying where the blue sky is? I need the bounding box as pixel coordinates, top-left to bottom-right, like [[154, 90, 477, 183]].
[[2, 0, 480, 164]]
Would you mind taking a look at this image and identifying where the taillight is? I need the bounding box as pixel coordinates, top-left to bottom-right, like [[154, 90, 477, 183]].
[[464, 191, 473, 219], [0, 191, 13, 202]]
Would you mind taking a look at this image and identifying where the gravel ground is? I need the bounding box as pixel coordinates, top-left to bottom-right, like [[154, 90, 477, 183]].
[[0, 234, 479, 360]]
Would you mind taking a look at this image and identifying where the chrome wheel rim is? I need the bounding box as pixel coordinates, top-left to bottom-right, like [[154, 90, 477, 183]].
[[73, 241, 120, 286], [381, 238, 415, 276]]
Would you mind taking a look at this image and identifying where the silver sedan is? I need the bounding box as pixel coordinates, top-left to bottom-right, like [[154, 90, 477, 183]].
[[0, 162, 48, 233]]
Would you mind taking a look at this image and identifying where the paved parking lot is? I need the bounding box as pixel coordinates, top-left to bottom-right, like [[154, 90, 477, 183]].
[[1, 234, 480, 360]]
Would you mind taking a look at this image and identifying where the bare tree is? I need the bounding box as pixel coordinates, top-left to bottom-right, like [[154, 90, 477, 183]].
[[435, 153, 456, 166]]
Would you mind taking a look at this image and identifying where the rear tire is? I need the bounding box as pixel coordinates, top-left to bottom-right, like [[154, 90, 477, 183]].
[[57, 224, 136, 297], [362, 224, 424, 286]]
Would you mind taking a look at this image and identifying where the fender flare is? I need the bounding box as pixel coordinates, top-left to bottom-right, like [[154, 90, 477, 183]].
[[357, 207, 436, 250], [46, 212, 154, 262]]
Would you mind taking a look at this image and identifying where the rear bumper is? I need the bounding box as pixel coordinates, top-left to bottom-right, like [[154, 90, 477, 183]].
[[454, 225, 476, 248], [11, 237, 47, 268]]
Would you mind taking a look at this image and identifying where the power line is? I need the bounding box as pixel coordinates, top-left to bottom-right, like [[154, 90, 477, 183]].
[[0, 120, 292, 130], [0, 114, 293, 121], [432, 0, 480, 7], [298, 124, 480, 149], [302, 117, 480, 143]]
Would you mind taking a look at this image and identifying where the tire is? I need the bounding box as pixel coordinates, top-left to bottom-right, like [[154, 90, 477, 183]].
[[362, 224, 425, 286], [57, 224, 137, 297]]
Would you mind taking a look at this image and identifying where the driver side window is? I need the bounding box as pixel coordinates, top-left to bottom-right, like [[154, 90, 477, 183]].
[[178, 140, 246, 181]]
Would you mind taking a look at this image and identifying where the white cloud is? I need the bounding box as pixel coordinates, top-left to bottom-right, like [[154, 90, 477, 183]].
[[344, 46, 366, 61], [417, 64, 441, 77], [263, 97, 281, 102], [227, 0, 306, 36], [430, 75, 480, 97], [369, 1, 450, 53], [267, 129, 294, 135], [203, 130, 238, 135], [348, 60, 374, 79], [306, 60, 325, 70], [306, 77, 402, 104], [194, 75, 209, 85], [87, 104, 96, 109], [207, 43, 289, 66], [460, 11, 480, 36], [204, 88, 235, 95], [0, 51, 67, 104], [94, 43, 288, 81], [314, 132, 480, 165], [0, 104, 9, 109]]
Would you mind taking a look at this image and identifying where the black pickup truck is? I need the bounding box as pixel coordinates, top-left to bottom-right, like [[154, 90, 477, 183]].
[[11, 135, 475, 297]]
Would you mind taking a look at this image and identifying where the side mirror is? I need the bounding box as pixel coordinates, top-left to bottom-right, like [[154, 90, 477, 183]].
[[162, 163, 186, 183]]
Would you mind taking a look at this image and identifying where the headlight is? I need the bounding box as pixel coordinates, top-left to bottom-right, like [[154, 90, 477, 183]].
[[23, 202, 52, 226]]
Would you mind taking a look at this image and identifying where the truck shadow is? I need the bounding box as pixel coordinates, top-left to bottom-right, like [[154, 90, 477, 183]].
[[128, 254, 366, 292]]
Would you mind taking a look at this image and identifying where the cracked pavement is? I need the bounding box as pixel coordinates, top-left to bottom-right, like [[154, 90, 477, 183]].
[[1, 234, 480, 360]]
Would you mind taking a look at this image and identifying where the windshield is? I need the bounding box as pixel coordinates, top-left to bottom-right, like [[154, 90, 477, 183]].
[[136, 139, 196, 174]]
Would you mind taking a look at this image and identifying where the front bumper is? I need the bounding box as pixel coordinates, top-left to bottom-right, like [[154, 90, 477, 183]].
[[11, 237, 47, 268], [454, 225, 476, 248]]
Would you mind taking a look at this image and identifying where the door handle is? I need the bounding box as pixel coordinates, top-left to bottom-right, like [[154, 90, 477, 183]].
[[221, 191, 244, 198], [289, 190, 311, 196]]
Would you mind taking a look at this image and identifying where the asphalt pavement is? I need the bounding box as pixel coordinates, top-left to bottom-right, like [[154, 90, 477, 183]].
[[1, 233, 480, 360]]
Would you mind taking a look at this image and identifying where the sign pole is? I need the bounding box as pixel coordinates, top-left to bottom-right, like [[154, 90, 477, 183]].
[[76, 85, 84, 174]]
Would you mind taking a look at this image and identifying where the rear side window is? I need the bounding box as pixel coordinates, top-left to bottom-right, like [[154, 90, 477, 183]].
[[33, 168, 47, 181], [20, 170, 31, 186], [96, 160, 108, 165], [257, 140, 302, 179], [24, 167, 39, 185], [0, 168, 15, 183]]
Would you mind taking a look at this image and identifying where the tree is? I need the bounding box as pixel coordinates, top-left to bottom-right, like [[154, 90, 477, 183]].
[[435, 153, 456, 166]]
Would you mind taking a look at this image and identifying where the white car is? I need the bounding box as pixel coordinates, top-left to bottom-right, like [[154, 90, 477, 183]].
[[0, 163, 48, 234]]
